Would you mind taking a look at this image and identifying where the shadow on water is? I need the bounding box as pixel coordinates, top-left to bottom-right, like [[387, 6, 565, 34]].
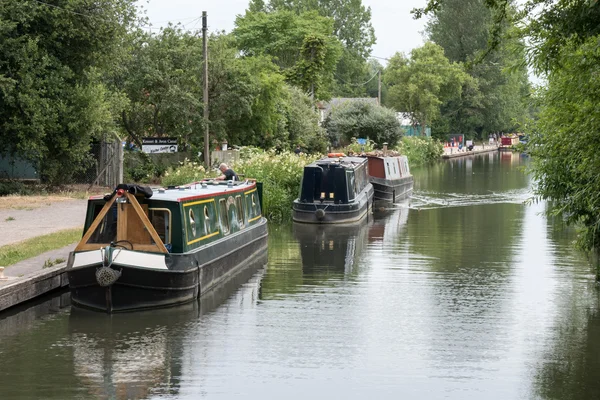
[[0, 248, 268, 400]]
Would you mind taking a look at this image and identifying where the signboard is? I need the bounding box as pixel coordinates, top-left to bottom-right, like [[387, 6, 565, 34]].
[[142, 138, 178, 154]]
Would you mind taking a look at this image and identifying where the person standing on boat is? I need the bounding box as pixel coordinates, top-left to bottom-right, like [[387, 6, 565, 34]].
[[216, 163, 238, 181]]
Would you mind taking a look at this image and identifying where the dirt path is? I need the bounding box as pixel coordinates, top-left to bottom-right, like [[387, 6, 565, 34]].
[[0, 199, 88, 247]]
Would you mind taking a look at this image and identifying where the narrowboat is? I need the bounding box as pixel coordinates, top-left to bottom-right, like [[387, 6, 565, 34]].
[[367, 154, 413, 202], [66, 180, 268, 313], [292, 156, 374, 224]]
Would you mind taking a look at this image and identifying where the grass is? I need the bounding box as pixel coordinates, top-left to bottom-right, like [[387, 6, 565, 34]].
[[0, 228, 82, 267], [5, 216, 15, 221], [43, 257, 66, 269]]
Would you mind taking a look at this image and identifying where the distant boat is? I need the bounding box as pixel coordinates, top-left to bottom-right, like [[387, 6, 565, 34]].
[[292, 155, 374, 224], [67, 181, 268, 312], [366, 154, 413, 202]]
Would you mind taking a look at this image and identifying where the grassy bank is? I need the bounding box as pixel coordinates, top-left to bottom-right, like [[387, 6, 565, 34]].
[[0, 228, 82, 267]]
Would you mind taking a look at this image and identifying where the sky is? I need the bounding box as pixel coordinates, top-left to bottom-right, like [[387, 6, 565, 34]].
[[136, 0, 430, 61]]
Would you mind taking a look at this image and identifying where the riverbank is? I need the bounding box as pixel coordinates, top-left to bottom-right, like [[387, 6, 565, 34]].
[[0, 198, 86, 312], [442, 144, 499, 158]]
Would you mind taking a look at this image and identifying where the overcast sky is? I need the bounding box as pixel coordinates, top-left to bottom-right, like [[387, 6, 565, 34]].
[[137, 0, 430, 61]]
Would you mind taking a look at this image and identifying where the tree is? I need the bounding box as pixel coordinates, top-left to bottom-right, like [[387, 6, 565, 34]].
[[233, 10, 341, 99], [120, 27, 203, 148], [426, 0, 530, 139], [282, 85, 328, 153], [0, 0, 137, 184], [249, 0, 376, 97], [384, 42, 468, 137], [323, 101, 403, 146]]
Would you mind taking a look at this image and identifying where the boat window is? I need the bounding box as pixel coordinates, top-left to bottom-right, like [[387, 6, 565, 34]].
[[149, 209, 171, 244], [346, 171, 356, 201], [386, 162, 391, 176], [203, 206, 210, 236], [86, 204, 117, 244], [219, 199, 230, 234], [235, 195, 245, 227], [189, 209, 197, 237], [393, 162, 397, 175]]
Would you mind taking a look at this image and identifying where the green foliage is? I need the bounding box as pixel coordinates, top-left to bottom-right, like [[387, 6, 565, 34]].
[[396, 136, 444, 167], [426, 0, 531, 140], [234, 150, 320, 221], [233, 9, 342, 99], [528, 36, 600, 252], [0, 0, 137, 185], [323, 101, 403, 147], [281, 86, 328, 153], [161, 159, 208, 187], [120, 27, 203, 147], [345, 137, 375, 154], [256, 0, 377, 97], [384, 43, 468, 137]]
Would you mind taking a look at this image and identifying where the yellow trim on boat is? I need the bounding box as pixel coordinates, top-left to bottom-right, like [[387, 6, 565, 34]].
[[244, 189, 257, 195], [187, 230, 220, 245], [184, 198, 215, 207], [248, 215, 262, 223]]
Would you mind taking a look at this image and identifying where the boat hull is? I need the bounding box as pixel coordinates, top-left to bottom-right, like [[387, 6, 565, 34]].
[[370, 176, 413, 202], [292, 185, 374, 224], [67, 218, 268, 312]]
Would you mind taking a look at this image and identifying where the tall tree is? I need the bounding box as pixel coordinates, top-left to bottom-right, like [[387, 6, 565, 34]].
[[233, 10, 341, 99], [384, 42, 468, 137], [249, 0, 376, 96], [0, 0, 137, 184], [426, 0, 530, 138]]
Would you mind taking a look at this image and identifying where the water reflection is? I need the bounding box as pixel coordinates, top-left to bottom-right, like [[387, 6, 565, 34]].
[[293, 222, 370, 278]]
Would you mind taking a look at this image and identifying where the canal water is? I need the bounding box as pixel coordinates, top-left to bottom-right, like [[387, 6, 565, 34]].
[[1, 151, 600, 399]]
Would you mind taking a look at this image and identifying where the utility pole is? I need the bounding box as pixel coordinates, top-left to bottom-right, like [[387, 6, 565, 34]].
[[202, 11, 210, 168], [377, 69, 381, 105]]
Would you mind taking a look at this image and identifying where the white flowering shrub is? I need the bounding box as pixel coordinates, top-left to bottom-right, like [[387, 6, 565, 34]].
[[235, 150, 320, 221], [161, 159, 208, 187]]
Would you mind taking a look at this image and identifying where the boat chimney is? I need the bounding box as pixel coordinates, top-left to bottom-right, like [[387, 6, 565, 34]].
[[0, 267, 7, 281], [383, 142, 388, 156]]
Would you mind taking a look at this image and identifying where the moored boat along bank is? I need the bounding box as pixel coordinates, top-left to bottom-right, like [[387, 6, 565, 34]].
[[67, 181, 268, 312], [293, 156, 374, 224]]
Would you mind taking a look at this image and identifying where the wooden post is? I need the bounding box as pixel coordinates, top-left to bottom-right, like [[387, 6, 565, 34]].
[[378, 69, 381, 105], [202, 11, 210, 169]]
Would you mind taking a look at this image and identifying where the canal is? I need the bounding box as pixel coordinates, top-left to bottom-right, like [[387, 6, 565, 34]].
[[1, 151, 600, 399]]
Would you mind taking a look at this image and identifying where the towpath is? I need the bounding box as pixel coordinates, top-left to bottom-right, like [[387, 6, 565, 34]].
[[0, 199, 87, 247]]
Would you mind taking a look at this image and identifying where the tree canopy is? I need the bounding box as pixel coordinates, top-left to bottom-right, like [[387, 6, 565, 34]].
[[384, 42, 468, 137], [0, 0, 136, 184]]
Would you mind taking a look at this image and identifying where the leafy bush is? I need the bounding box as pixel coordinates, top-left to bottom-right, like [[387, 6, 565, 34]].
[[161, 159, 208, 187], [323, 100, 404, 147], [345, 137, 376, 155], [234, 150, 320, 221], [0, 180, 36, 196], [396, 136, 443, 166]]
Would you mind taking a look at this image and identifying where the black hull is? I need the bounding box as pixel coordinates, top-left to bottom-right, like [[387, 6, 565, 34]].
[[370, 176, 413, 202], [292, 185, 374, 224], [68, 218, 268, 312]]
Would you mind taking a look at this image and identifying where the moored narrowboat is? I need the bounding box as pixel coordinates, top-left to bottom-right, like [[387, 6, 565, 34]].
[[67, 180, 268, 313], [292, 156, 374, 224], [367, 154, 413, 202]]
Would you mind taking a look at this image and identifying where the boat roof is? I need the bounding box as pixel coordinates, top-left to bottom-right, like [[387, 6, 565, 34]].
[[89, 180, 257, 203], [307, 156, 367, 169]]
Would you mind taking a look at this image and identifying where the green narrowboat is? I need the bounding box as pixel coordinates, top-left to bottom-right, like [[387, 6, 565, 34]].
[[67, 181, 268, 313]]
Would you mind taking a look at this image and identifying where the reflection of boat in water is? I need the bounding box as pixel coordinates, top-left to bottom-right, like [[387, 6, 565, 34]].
[[68, 249, 267, 399], [369, 207, 410, 245], [293, 222, 369, 276]]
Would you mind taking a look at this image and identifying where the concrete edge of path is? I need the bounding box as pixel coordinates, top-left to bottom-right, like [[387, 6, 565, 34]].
[[0, 244, 75, 313], [442, 146, 500, 159]]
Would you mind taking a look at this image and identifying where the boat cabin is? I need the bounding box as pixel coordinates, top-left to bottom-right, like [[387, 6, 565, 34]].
[[76, 181, 263, 255], [299, 156, 369, 205], [367, 155, 411, 181]]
